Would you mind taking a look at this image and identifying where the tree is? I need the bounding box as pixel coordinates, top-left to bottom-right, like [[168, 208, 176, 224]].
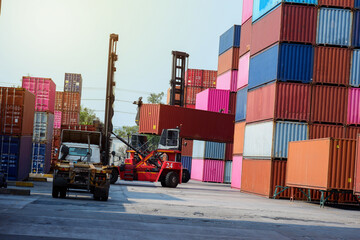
[[79, 106, 98, 125], [147, 92, 164, 104], [114, 125, 139, 139]]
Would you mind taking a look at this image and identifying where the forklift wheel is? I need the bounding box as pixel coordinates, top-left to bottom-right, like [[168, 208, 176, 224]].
[[165, 171, 179, 188], [182, 169, 190, 183], [161, 179, 167, 187], [110, 168, 119, 184], [52, 187, 59, 198], [59, 188, 67, 198]]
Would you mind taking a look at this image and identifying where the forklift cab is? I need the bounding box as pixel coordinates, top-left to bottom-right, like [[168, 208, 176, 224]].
[[158, 129, 180, 150], [131, 134, 148, 152]]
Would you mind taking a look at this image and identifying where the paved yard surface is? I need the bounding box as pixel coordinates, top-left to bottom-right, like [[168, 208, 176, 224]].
[[0, 180, 360, 239]]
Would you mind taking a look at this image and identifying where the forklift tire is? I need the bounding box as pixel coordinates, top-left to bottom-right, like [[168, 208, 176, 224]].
[[59, 188, 67, 198], [52, 187, 59, 198], [161, 179, 167, 187], [182, 169, 190, 183], [165, 171, 179, 188], [110, 168, 119, 184]]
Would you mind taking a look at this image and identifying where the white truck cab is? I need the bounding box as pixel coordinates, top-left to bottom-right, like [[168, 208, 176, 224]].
[[59, 142, 101, 163]]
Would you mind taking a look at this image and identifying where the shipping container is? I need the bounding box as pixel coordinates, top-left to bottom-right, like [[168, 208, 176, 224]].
[[233, 122, 246, 155], [0, 135, 32, 181], [203, 159, 225, 183], [139, 104, 235, 143], [354, 134, 360, 195], [181, 156, 192, 173], [313, 47, 351, 86], [218, 47, 240, 76], [271, 160, 290, 198], [225, 143, 233, 161], [243, 121, 308, 159], [31, 141, 52, 174], [190, 158, 204, 181], [216, 70, 238, 92], [192, 140, 205, 159], [55, 91, 63, 111], [231, 155, 242, 189], [61, 111, 79, 125], [249, 43, 314, 90], [247, 82, 311, 123], [237, 53, 250, 90], [252, 4, 317, 56], [317, 8, 352, 47], [310, 85, 348, 124], [192, 140, 226, 160], [32, 112, 54, 143], [242, 0, 253, 24], [318, 0, 354, 8], [181, 139, 193, 157], [239, 18, 252, 57], [348, 88, 360, 125], [224, 160, 232, 183], [353, 11, 360, 47], [350, 50, 360, 87], [228, 93, 237, 115], [287, 138, 356, 191], [185, 104, 195, 109], [51, 135, 60, 162], [309, 124, 346, 139], [62, 92, 81, 112], [0, 88, 35, 136], [195, 89, 230, 113], [22, 77, 56, 113], [61, 124, 96, 131], [202, 70, 217, 88], [241, 159, 272, 197], [347, 126, 360, 139], [185, 86, 203, 105], [54, 110, 62, 129], [53, 129, 61, 137], [219, 25, 241, 55], [185, 69, 203, 87], [64, 73, 82, 95], [235, 87, 247, 122]]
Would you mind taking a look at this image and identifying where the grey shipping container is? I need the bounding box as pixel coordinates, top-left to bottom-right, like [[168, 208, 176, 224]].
[[224, 160, 232, 184], [33, 112, 54, 143], [64, 73, 82, 96]]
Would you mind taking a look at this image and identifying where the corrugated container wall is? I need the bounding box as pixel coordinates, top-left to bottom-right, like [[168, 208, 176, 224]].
[[186, 69, 203, 87], [54, 111, 62, 129], [235, 87, 247, 122], [310, 85, 348, 124], [0, 88, 35, 136], [271, 160, 290, 199], [356, 0, 360, 8], [225, 143, 233, 160], [233, 122, 246, 155], [313, 47, 351, 85], [192, 140, 206, 159], [244, 121, 274, 159], [216, 70, 238, 92], [348, 88, 360, 125], [31, 142, 52, 174], [61, 111, 79, 125], [55, 92, 63, 111], [203, 160, 225, 183], [241, 159, 272, 197], [242, 0, 253, 24], [205, 141, 226, 160], [62, 92, 81, 112], [317, 8, 352, 47], [202, 70, 217, 88], [228, 93, 237, 114], [346, 126, 360, 139], [190, 159, 204, 181], [181, 156, 192, 173], [224, 161, 232, 183], [240, 18, 252, 57], [237, 53, 250, 90], [309, 124, 346, 139], [318, 0, 354, 8], [0, 135, 32, 180], [350, 50, 360, 87], [218, 48, 240, 76], [181, 139, 193, 157], [355, 135, 360, 195], [231, 156, 242, 189], [218, 25, 241, 55], [195, 89, 230, 113], [287, 139, 356, 191], [353, 11, 360, 48], [33, 112, 54, 143], [185, 87, 203, 105], [64, 73, 82, 95]]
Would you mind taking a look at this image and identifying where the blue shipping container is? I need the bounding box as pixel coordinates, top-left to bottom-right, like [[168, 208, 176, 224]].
[[219, 25, 241, 55], [356, 0, 360, 9], [353, 11, 360, 48], [31, 142, 51, 174], [273, 121, 308, 158], [235, 87, 247, 122], [351, 50, 360, 87], [181, 156, 192, 173], [249, 43, 314, 90], [252, 0, 318, 23], [317, 8, 352, 47], [0, 135, 32, 181], [205, 141, 226, 160]]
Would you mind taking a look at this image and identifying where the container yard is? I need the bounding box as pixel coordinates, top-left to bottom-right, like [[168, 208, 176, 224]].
[[1, 0, 360, 239]]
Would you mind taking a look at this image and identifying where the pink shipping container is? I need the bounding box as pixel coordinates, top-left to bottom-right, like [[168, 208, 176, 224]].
[[237, 52, 250, 90], [203, 160, 225, 183], [195, 89, 230, 113], [191, 158, 204, 181], [216, 70, 238, 92], [231, 155, 243, 189], [242, 0, 253, 24], [348, 88, 360, 125], [22, 77, 56, 113], [54, 110, 62, 129]]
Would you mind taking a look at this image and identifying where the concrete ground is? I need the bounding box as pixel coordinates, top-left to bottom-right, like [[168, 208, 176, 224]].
[[0, 180, 360, 240]]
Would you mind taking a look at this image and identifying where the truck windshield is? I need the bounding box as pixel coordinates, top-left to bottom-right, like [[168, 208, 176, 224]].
[[68, 147, 92, 157]]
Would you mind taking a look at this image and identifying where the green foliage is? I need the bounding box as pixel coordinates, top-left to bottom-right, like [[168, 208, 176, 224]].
[[79, 106, 98, 125], [147, 92, 164, 104], [145, 134, 160, 151], [114, 125, 139, 139]]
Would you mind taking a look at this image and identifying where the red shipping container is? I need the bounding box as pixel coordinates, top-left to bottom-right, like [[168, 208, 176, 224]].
[[310, 85, 348, 124], [62, 92, 81, 112], [186, 69, 203, 87], [225, 143, 233, 160], [202, 159, 225, 183], [309, 124, 346, 139], [228, 92, 236, 115], [185, 104, 195, 109], [251, 4, 317, 56], [53, 128, 61, 137], [318, 0, 354, 8], [239, 18, 252, 57], [218, 47, 240, 76], [202, 70, 217, 88], [0, 88, 35, 135], [313, 47, 351, 86], [185, 86, 203, 105], [354, 134, 360, 196], [346, 126, 360, 139], [139, 104, 235, 143], [181, 139, 193, 157], [61, 111, 79, 125], [55, 91, 63, 111]]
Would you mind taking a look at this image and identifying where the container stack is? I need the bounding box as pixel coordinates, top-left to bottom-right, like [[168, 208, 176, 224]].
[[62, 73, 82, 125], [22, 77, 56, 174], [0, 88, 35, 180], [51, 91, 63, 164], [181, 139, 193, 175]]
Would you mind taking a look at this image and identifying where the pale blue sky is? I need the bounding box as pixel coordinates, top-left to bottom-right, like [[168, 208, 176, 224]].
[[0, 0, 242, 128]]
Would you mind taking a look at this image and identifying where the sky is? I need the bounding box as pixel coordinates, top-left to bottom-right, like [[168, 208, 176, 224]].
[[0, 0, 243, 128]]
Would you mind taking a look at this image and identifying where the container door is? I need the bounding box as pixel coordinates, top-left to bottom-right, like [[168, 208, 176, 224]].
[[0, 136, 20, 180], [355, 135, 360, 195]]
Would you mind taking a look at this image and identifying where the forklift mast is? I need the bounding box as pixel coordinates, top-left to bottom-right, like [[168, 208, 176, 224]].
[[169, 51, 189, 107]]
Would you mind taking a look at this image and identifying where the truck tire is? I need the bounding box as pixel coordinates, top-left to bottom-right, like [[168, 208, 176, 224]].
[[52, 187, 59, 198], [161, 178, 167, 187], [182, 169, 190, 183], [110, 168, 119, 184], [165, 171, 179, 188], [59, 188, 67, 198]]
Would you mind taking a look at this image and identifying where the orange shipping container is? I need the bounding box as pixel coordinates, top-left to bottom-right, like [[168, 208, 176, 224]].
[[218, 47, 240, 76], [62, 92, 81, 112], [241, 159, 272, 197], [61, 111, 79, 125], [233, 122, 246, 155], [354, 135, 360, 195], [287, 138, 356, 191], [55, 91, 63, 111]]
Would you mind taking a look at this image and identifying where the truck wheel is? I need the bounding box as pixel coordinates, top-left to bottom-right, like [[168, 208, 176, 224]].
[[165, 171, 179, 188], [110, 168, 119, 184], [101, 193, 109, 201], [52, 187, 59, 198], [182, 169, 190, 183], [161, 178, 167, 187], [59, 188, 67, 198]]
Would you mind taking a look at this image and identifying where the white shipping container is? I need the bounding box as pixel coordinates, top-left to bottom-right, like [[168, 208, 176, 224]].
[[243, 121, 274, 159]]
